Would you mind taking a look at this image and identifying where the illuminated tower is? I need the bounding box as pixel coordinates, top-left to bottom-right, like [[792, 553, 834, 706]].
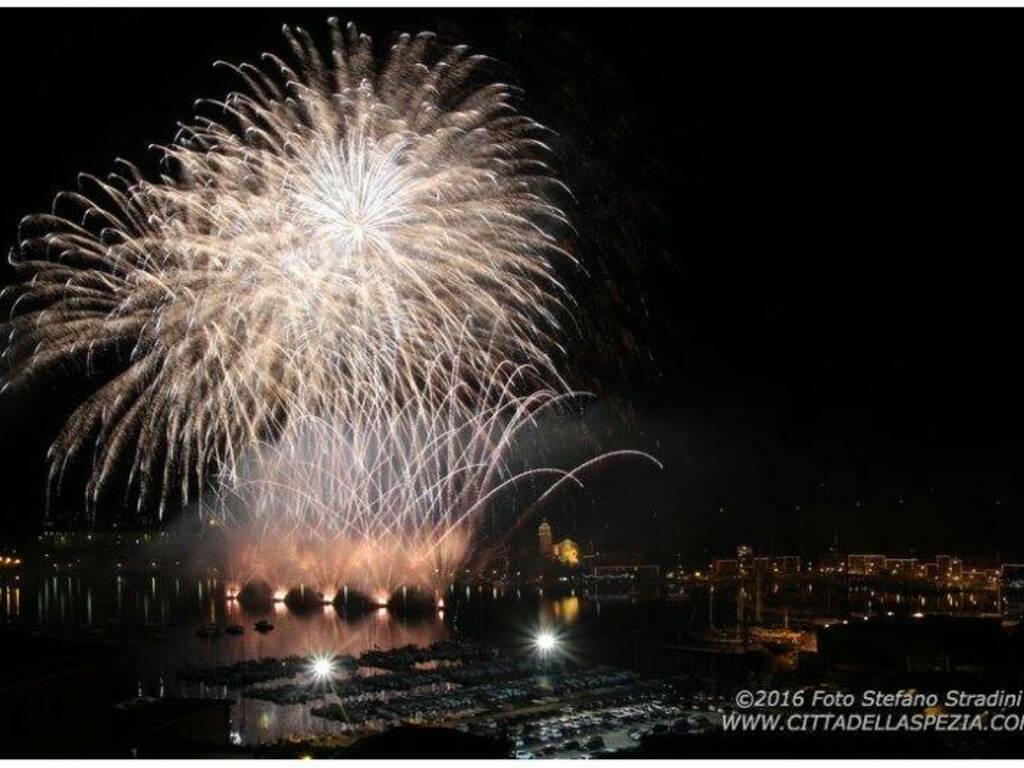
[[538, 519, 553, 557]]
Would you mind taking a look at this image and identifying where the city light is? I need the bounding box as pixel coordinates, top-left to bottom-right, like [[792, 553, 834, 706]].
[[535, 630, 558, 654], [309, 655, 335, 681]]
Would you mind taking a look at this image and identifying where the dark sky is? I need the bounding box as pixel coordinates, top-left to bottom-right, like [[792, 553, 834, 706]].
[[2, 9, 1024, 564]]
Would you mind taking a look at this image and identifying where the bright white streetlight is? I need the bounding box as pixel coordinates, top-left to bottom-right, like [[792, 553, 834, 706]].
[[310, 655, 335, 680], [535, 630, 557, 653]]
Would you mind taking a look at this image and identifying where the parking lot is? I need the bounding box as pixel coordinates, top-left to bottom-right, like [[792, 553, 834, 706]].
[[459, 687, 728, 758]]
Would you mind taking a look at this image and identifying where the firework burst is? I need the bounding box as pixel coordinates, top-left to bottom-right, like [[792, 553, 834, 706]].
[[3, 21, 572, 518]]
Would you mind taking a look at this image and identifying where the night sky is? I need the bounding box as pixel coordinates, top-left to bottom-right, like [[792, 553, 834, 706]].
[[2, 9, 1023, 564]]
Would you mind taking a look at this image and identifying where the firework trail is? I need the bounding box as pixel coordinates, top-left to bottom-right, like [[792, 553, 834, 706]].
[[3, 21, 572, 519]]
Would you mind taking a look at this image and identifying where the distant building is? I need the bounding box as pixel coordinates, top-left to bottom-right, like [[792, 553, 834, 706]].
[[538, 520, 553, 557], [712, 558, 740, 578], [723, 553, 800, 579], [937, 555, 963, 581], [552, 538, 580, 567], [769, 555, 801, 575], [817, 552, 846, 573], [884, 557, 918, 578], [847, 553, 886, 576]]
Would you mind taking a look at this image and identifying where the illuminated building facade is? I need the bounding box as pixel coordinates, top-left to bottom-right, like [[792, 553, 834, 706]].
[[552, 538, 580, 567], [937, 555, 963, 580], [847, 554, 886, 576], [769, 555, 801, 575], [883, 557, 918, 578], [538, 519, 553, 557], [817, 552, 846, 573]]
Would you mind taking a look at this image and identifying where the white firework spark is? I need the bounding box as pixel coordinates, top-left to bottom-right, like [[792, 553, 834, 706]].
[[3, 21, 573, 518]]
